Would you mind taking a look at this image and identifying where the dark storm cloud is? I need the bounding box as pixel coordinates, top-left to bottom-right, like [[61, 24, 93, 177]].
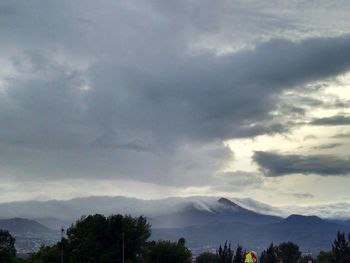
[[84, 36, 350, 145], [253, 151, 350, 177], [2, 0, 350, 186], [311, 116, 350, 126]]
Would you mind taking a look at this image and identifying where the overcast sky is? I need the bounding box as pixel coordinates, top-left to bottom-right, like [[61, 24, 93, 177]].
[[1, 0, 350, 206]]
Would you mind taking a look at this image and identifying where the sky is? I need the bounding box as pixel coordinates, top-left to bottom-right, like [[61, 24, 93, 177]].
[[1, 0, 350, 206]]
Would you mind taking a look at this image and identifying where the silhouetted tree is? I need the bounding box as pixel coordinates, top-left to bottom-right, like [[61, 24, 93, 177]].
[[277, 241, 301, 263], [317, 250, 334, 263], [332, 231, 350, 263], [178, 237, 186, 246], [217, 242, 233, 263], [27, 241, 67, 263], [146, 240, 192, 263], [0, 229, 16, 262], [233, 245, 244, 263], [196, 252, 219, 263], [260, 243, 279, 263], [28, 214, 151, 263]]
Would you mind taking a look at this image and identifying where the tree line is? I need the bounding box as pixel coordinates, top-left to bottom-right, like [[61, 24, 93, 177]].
[[0, 214, 350, 263], [196, 231, 350, 263]]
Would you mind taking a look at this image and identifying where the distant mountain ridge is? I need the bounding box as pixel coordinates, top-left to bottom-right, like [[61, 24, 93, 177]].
[[0, 218, 60, 254], [0, 197, 349, 255], [150, 197, 281, 228], [0, 196, 280, 223], [0, 195, 349, 225], [152, 214, 350, 255], [0, 218, 52, 234], [281, 214, 328, 225]]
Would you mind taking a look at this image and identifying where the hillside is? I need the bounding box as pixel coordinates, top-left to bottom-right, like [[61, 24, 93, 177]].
[[152, 214, 350, 254], [0, 218, 53, 234]]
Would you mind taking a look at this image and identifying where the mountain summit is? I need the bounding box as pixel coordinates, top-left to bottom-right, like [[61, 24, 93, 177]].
[[150, 197, 282, 228], [217, 197, 244, 211], [281, 214, 329, 225]]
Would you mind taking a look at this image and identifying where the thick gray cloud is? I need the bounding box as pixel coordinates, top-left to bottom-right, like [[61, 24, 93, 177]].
[[1, 0, 350, 191], [1, 36, 349, 185], [311, 116, 350, 126], [253, 151, 350, 177]]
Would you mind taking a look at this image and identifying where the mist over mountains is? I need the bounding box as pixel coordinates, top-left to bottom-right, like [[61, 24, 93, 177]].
[[0, 195, 349, 223], [1, 196, 350, 254]]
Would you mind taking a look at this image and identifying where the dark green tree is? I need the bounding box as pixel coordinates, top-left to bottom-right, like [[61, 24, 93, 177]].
[[260, 243, 279, 263], [277, 241, 301, 263], [317, 251, 334, 263], [68, 214, 150, 263], [217, 242, 233, 263], [233, 245, 244, 263], [146, 240, 192, 263], [0, 229, 16, 263], [29, 214, 151, 263], [332, 231, 350, 263], [196, 252, 219, 263], [178, 237, 186, 246], [27, 243, 64, 263]]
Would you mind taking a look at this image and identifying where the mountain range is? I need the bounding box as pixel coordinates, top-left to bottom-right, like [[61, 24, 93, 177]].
[[150, 198, 282, 228], [0, 196, 349, 254], [152, 213, 350, 255], [0, 218, 53, 234], [1, 195, 350, 222]]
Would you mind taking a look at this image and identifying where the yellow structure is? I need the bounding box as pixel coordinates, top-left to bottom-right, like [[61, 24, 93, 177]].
[[244, 251, 258, 263]]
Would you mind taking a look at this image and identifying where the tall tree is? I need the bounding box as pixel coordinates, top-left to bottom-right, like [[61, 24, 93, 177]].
[[332, 231, 350, 263], [29, 214, 151, 263], [217, 242, 233, 263], [178, 237, 186, 246], [260, 243, 279, 263], [277, 241, 301, 263], [0, 229, 16, 263], [233, 245, 244, 263]]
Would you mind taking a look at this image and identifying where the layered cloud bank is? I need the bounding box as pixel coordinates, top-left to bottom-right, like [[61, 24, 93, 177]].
[[0, 1, 350, 204]]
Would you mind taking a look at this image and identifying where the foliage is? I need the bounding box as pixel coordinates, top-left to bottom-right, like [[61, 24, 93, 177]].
[[317, 250, 334, 263], [11, 218, 350, 263], [276, 241, 301, 263], [0, 229, 16, 262], [260, 243, 279, 263], [232, 245, 245, 263], [26, 238, 69, 263], [331, 231, 350, 263], [27, 214, 151, 263], [178, 237, 186, 246], [146, 240, 192, 263], [217, 242, 233, 263], [196, 252, 219, 263]]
